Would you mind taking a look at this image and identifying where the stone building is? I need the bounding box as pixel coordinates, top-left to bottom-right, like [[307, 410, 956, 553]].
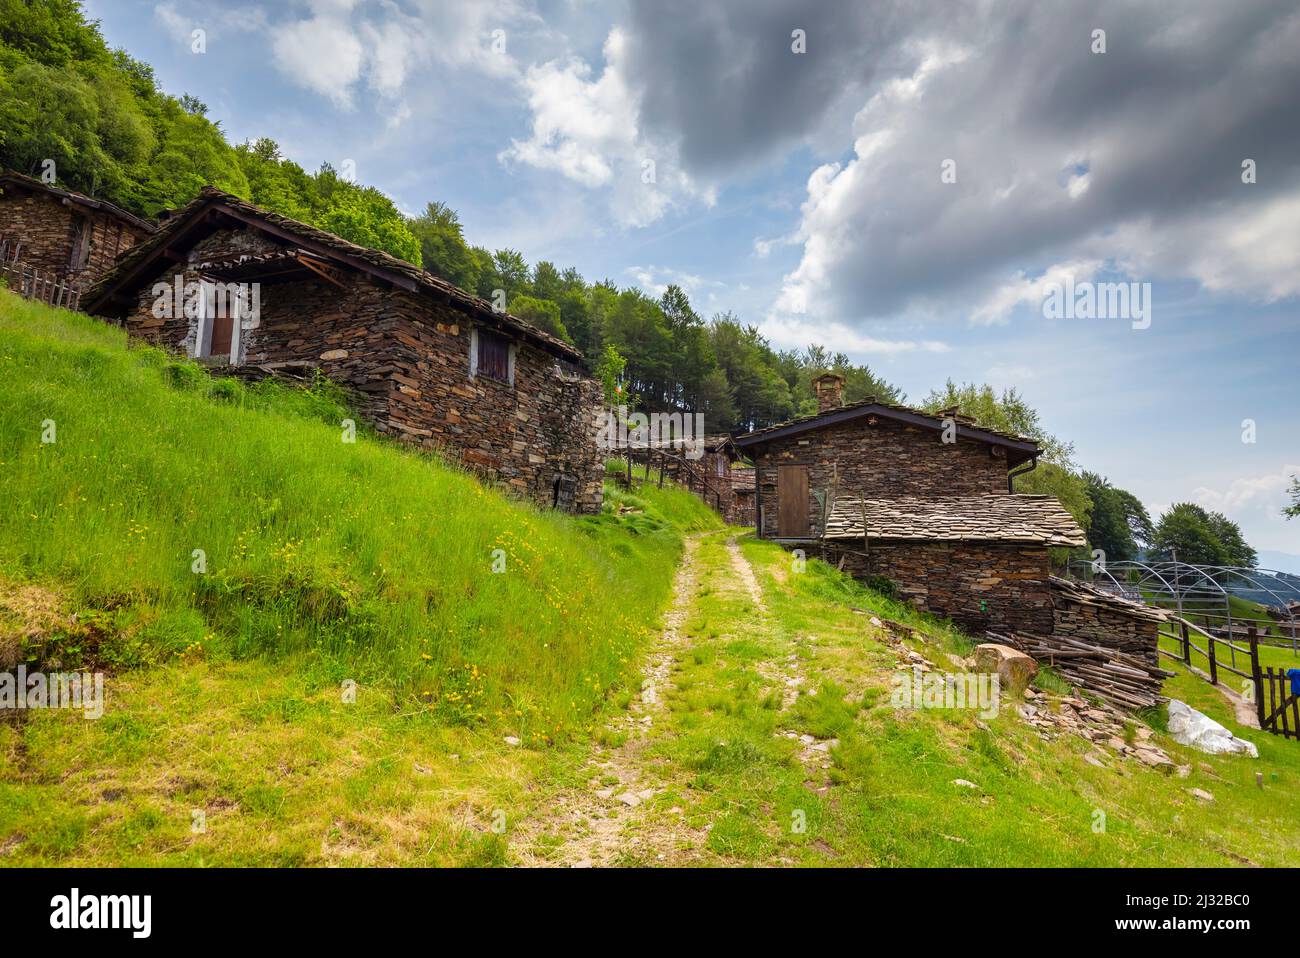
[[733, 373, 1042, 540], [0, 171, 155, 287], [734, 371, 1091, 635], [84, 187, 604, 514], [820, 495, 1086, 635]]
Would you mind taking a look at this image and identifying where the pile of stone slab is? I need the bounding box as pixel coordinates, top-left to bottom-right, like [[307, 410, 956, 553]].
[[1048, 575, 1165, 667], [1017, 688, 1179, 770]]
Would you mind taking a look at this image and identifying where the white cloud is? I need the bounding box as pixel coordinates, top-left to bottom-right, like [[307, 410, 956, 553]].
[[625, 265, 723, 300], [154, 2, 270, 40], [760, 313, 949, 358], [1194, 467, 1298, 515], [753, 232, 799, 259], [970, 259, 1103, 326], [268, 0, 528, 118], [1108, 193, 1300, 303], [271, 4, 366, 108], [1192, 464, 1300, 553], [499, 29, 714, 227]]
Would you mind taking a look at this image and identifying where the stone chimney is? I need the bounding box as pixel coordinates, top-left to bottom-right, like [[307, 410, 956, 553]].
[[812, 372, 845, 413], [937, 404, 977, 425]]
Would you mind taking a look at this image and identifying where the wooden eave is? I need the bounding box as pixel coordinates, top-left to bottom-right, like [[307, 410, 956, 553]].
[[84, 192, 585, 362]]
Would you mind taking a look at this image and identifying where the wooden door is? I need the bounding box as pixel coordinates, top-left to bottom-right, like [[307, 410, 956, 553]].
[[777, 464, 809, 538], [210, 314, 235, 357]]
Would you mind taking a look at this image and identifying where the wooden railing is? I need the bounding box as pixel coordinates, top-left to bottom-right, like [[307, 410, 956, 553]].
[[621, 446, 731, 514], [1159, 615, 1300, 740], [1258, 667, 1300, 740], [1158, 614, 1256, 686], [0, 258, 82, 311]]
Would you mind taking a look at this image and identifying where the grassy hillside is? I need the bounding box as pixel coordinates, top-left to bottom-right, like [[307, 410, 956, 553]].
[[0, 291, 718, 740], [0, 291, 727, 865], [4, 290, 1297, 867], [513, 534, 1300, 867]]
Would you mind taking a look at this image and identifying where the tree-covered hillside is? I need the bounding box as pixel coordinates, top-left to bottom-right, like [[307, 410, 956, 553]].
[[0, 0, 1261, 566]]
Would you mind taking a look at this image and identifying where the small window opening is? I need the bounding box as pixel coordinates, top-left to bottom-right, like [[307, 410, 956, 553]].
[[476, 329, 511, 382]]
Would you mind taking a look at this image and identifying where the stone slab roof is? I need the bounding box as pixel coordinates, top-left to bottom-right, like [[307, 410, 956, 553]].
[[0, 171, 156, 234], [1050, 575, 1168, 622], [732, 396, 1040, 467], [823, 495, 1086, 547], [83, 186, 581, 361]]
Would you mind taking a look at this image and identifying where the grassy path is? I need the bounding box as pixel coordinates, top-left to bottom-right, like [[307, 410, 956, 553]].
[[515, 531, 848, 865], [514, 533, 707, 866], [517, 531, 1300, 867]]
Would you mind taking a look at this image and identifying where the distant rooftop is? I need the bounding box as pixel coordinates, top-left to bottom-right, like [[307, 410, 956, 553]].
[[823, 494, 1086, 547]]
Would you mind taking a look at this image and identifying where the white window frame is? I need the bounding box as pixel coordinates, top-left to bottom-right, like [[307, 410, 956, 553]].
[[192, 279, 241, 364]]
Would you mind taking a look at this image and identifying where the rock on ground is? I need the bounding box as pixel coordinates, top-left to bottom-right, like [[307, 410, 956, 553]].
[[973, 643, 1037, 689]]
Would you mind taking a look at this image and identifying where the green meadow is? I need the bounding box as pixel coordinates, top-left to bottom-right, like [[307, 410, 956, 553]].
[[2, 291, 1298, 867]]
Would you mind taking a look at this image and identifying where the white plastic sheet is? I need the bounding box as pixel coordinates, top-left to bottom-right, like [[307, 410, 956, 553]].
[[1167, 699, 1259, 758]]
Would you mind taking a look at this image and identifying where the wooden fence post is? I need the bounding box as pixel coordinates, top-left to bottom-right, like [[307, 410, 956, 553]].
[[1181, 620, 1190, 664], [1207, 635, 1218, 685], [1249, 626, 1266, 729]]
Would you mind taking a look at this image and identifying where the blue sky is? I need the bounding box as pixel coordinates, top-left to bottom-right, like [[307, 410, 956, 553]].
[[86, 0, 1300, 565]]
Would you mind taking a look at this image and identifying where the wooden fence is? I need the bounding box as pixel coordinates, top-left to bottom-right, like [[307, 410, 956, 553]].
[[1159, 615, 1300, 741], [0, 239, 82, 311], [619, 445, 732, 515], [1258, 667, 1300, 740]]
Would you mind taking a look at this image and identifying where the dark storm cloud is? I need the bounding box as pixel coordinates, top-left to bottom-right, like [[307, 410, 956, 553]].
[[621, 0, 933, 175], [617, 0, 1300, 317]]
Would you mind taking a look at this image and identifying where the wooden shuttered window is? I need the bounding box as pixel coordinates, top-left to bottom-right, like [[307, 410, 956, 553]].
[[476, 329, 511, 383]]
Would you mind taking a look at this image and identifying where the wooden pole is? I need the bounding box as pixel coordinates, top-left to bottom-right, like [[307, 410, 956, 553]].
[[858, 495, 869, 573], [1250, 626, 1266, 729], [1208, 634, 1218, 685], [1181, 620, 1191, 664]]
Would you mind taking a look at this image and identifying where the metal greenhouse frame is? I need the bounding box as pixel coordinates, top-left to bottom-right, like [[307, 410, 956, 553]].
[[1067, 559, 1300, 655]]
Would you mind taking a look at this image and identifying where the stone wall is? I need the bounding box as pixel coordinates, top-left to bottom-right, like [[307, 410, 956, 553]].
[[726, 490, 755, 527], [0, 188, 149, 287], [752, 417, 1011, 538], [823, 539, 1054, 635], [379, 305, 605, 514], [728, 468, 756, 527], [117, 228, 605, 514]]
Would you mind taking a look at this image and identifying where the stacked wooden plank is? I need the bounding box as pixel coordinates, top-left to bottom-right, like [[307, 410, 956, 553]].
[[988, 629, 1173, 711]]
